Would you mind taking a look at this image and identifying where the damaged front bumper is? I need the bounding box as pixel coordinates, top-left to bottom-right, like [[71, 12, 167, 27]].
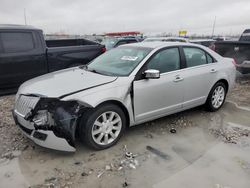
[[12, 95, 85, 152]]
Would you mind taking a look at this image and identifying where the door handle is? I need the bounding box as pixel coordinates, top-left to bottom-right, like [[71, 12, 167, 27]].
[[173, 76, 184, 82], [210, 69, 217, 73]]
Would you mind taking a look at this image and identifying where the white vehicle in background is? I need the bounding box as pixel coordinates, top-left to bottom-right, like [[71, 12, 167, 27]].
[[13, 42, 236, 152], [143, 37, 189, 43]]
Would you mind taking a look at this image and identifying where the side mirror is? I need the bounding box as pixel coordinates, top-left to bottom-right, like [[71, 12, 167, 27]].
[[144, 69, 160, 79]]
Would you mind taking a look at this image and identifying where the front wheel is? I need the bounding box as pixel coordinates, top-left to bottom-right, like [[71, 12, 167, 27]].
[[80, 104, 126, 150], [205, 82, 227, 112]]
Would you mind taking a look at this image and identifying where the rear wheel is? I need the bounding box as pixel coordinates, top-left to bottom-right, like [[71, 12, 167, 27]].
[[205, 82, 227, 112], [80, 104, 126, 150]]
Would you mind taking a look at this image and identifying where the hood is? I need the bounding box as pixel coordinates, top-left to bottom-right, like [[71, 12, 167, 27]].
[[18, 67, 117, 98]]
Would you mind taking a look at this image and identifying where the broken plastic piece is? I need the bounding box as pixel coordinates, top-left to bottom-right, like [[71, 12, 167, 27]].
[[125, 152, 133, 159]]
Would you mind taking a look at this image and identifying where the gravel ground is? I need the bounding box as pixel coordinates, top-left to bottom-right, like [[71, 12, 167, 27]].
[[0, 74, 249, 188], [227, 74, 250, 107], [0, 96, 31, 156]]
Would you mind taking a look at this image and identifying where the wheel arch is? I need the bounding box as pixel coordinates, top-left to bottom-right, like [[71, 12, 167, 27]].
[[215, 79, 229, 93], [206, 78, 229, 103], [95, 100, 130, 128]]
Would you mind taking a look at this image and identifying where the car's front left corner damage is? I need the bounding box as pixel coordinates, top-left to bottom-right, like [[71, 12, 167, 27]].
[[14, 95, 92, 152]]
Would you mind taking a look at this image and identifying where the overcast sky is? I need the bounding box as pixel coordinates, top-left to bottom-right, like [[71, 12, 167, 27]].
[[0, 0, 250, 36]]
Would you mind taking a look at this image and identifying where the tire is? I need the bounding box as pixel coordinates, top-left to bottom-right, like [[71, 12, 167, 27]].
[[205, 82, 227, 112], [79, 104, 126, 150]]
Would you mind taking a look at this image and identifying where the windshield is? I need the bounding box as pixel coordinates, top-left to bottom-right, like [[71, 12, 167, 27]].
[[101, 37, 118, 50], [87, 46, 152, 76]]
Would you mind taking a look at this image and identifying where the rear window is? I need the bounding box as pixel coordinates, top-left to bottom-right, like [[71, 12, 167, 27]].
[[0, 32, 35, 53], [183, 47, 207, 67]]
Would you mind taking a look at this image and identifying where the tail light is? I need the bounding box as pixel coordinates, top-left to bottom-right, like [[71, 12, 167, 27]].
[[232, 59, 237, 66], [101, 47, 106, 53]]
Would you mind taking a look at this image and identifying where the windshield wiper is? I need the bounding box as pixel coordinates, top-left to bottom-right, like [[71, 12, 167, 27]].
[[87, 68, 106, 75], [79, 64, 88, 70], [79, 64, 102, 74], [80, 65, 113, 76]]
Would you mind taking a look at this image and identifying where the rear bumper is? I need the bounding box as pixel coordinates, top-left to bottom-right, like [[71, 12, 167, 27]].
[[12, 110, 76, 152]]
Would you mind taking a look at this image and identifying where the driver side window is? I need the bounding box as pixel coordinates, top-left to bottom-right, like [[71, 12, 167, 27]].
[[147, 48, 180, 74]]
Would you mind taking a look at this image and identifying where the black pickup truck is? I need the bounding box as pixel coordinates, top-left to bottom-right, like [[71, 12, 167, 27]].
[[215, 29, 250, 74], [0, 24, 106, 93]]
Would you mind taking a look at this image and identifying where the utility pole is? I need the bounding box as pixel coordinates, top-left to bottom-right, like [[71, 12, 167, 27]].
[[24, 8, 27, 25], [212, 16, 216, 37]]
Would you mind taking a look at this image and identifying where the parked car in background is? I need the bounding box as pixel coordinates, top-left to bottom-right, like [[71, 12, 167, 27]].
[[215, 29, 250, 74], [101, 37, 138, 50], [143, 37, 189, 43], [190, 39, 216, 50], [0, 24, 106, 94], [122, 35, 144, 42], [213, 37, 231, 41], [13, 42, 236, 152]]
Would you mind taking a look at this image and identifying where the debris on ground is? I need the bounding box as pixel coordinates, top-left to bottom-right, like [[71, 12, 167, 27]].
[[97, 170, 105, 178], [170, 127, 177, 133], [74, 161, 82, 165], [45, 177, 57, 183], [125, 151, 137, 159], [122, 181, 129, 187], [81, 172, 88, 176], [121, 149, 139, 170], [146, 146, 170, 160], [99, 145, 141, 174], [105, 165, 111, 171], [209, 122, 250, 144]]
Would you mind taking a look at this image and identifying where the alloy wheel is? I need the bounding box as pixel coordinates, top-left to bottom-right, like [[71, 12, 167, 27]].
[[91, 111, 122, 145], [211, 85, 225, 109]]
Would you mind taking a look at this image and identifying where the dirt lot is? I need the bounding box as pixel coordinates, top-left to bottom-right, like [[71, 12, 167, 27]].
[[0, 74, 250, 188]]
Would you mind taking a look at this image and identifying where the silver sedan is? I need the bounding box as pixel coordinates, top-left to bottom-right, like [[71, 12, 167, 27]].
[[13, 42, 236, 152]]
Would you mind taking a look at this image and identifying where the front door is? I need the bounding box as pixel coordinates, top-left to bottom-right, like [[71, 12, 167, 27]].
[[133, 47, 184, 122]]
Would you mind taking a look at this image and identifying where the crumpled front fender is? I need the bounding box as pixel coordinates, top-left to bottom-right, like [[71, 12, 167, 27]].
[[52, 106, 78, 148]]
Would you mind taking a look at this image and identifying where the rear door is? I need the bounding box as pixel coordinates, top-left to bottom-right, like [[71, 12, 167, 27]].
[[180, 46, 218, 108], [133, 47, 184, 122], [0, 30, 47, 89]]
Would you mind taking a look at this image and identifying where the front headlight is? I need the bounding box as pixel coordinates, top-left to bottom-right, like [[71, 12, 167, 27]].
[[33, 110, 49, 126]]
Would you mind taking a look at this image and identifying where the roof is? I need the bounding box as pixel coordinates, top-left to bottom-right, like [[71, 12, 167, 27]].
[[123, 41, 202, 49], [144, 37, 189, 42], [0, 24, 41, 31]]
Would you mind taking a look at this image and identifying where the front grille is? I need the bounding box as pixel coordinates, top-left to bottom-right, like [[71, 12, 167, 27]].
[[15, 95, 40, 116]]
